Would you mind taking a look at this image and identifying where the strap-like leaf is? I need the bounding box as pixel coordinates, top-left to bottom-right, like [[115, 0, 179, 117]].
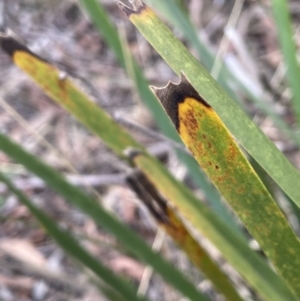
[[0, 172, 148, 301], [0, 132, 209, 301], [152, 73, 300, 298]]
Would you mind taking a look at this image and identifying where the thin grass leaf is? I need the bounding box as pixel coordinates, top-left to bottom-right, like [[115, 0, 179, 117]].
[[0, 172, 148, 301], [271, 0, 300, 124], [0, 132, 210, 301]]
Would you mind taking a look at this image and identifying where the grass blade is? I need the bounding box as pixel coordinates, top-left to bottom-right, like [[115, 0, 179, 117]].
[[0, 36, 141, 159], [0, 172, 148, 301], [271, 0, 300, 124], [0, 132, 210, 301]]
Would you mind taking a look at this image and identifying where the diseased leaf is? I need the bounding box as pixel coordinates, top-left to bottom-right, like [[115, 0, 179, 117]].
[[117, 0, 300, 215], [126, 172, 243, 301], [152, 73, 300, 298], [1, 33, 240, 300], [125, 149, 296, 301], [144, 0, 300, 147], [0, 28, 296, 301], [0, 35, 142, 159], [0, 32, 240, 301]]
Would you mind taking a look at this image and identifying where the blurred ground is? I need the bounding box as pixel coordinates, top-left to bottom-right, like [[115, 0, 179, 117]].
[[0, 0, 300, 300]]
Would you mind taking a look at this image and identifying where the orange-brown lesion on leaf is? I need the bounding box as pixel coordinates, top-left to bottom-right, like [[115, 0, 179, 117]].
[[164, 207, 197, 246], [57, 74, 67, 91], [228, 142, 239, 162], [182, 109, 198, 132]]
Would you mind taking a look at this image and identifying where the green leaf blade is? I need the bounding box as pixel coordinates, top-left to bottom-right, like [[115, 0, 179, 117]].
[[0, 173, 148, 301], [0, 132, 210, 301], [271, 0, 300, 124]]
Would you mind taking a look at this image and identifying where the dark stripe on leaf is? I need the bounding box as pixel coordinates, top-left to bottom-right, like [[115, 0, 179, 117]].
[[0, 35, 48, 63], [151, 73, 210, 130]]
